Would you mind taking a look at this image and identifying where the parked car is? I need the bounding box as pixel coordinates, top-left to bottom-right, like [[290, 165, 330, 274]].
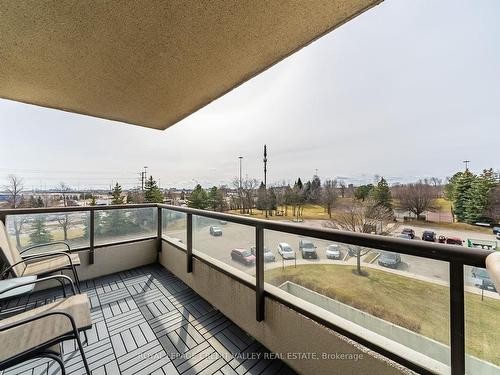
[[298, 239, 318, 259], [401, 228, 415, 239], [493, 226, 500, 235], [378, 252, 401, 269], [347, 245, 366, 256], [446, 237, 463, 246], [219, 220, 227, 225], [422, 231, 436, 242], [230, 248, 256, 265], [209, 226, 222, 236], [278, 242, 295, 259], [397, 234, 412, 239], [325, 244, 342, 260], [471, 267, 497, 292], [250, 246, 276, 262]]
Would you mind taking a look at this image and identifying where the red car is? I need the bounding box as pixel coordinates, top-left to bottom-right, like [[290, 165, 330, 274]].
[[438, 236, 463, 246], [230, 248, 256, 265]]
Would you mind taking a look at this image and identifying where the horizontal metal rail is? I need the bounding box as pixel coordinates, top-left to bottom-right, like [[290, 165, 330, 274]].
[[0, 203, 157, 218], [158, 204, 491, 267]]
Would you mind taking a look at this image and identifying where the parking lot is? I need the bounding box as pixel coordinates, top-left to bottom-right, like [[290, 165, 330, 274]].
[[163, 216, 498, 297]]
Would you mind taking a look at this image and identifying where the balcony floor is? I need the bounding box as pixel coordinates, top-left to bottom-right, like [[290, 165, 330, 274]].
[[1, 265, 296, 375]]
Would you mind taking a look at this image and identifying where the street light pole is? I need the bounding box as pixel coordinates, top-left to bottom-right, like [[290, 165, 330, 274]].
[[238, 156, 243, 213], [463, 160, 470, 172], [263, 145, 268, 219]]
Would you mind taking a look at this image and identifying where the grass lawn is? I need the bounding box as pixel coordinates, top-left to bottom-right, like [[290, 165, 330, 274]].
[[265, 264, 500, 365], [227, 203, 347, 221], [433, 198, 453, 212]]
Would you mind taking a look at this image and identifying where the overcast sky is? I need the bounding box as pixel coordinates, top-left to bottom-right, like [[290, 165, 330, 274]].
[[1, 0, 499, 191]]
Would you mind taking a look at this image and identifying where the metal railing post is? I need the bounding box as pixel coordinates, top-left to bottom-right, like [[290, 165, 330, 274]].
[[89, 209, 95, 265], [450, 261, 465, 375], [256, 225, 265, 322], [157, 206, 162, 253], [187, 213, 193, 273]]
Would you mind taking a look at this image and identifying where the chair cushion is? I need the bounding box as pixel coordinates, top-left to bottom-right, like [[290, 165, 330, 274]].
[[23, 253, 81, 277], [0, 294, 91, 362], [0, 221, 26, 277]]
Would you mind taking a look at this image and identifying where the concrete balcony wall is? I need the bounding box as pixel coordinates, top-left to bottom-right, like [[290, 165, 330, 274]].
[[66, 239, 157, 281], [159, 241, 411, 375]]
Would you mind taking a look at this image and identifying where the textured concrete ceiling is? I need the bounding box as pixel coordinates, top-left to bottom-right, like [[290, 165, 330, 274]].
[[0, 1, 382, 130]]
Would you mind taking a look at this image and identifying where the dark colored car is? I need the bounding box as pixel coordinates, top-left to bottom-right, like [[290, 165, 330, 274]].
[[401, 228, 415, 239], [299, 240, 318, 259], [445, 237, 463, 246], [231, 248, 256, 265], [493, 226, 500, 235], [378, 252, 401, 269], [422, 231, 436, 242], [250, 246, 276, 262], [471, 267, 497, 292], [209, 226, 222, 236]]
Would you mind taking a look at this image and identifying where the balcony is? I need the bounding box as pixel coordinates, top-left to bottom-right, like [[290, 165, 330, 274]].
[[0, 204, 498, 375]]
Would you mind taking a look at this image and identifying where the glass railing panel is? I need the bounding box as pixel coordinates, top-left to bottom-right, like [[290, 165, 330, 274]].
[[162, 209, 186, 247], [264, 229, 451, 372], [94, 207, 156, 246], [464, 266, 500, 373], [5, 212, 90, 252], [192, 215, 255, 277]]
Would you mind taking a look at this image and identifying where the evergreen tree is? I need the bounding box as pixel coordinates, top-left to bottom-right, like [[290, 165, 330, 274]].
[[187, 184, 208, 209], [207, 186, 225, 211], [309, 175, 322, 203], [144, 176, 164, 203], [268, 188, 277, 211], [371, 178, 392, 210], [296, 178, 303, 190], [453, 170, 474, 222], [354, 184, 373, 202], [29, 216, 52, 245], [111, 183, 124, 204], [256, 182, 267, 211], [90, 196, 96, 206], [29, 196, 37, 208], [36, 196, 44, 207], [465, 169, 497, 223], [444, 172, 462, 201], [126, 191, 134, 204]]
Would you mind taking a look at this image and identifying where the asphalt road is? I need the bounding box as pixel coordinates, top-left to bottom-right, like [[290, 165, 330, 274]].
[[163, 217, 497, 294]]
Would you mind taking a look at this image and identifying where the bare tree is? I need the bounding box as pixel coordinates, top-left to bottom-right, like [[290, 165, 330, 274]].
[[324, 201, 397, 276], [3, 175, 27, 249], [231, 176, 259, 214], [339, 181, 346, 198], [396, 182, 435, 220], [59, 182, 69, 207], [56, 213, 74, 241], [5, 175, 23, 208], [321, 179, 338, 218]]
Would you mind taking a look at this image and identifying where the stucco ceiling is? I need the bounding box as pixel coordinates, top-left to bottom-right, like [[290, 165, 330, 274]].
[[0, 1, 382, 130]]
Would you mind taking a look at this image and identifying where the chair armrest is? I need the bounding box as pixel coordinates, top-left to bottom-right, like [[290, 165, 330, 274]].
[[1, 252, 76, 279], [20, 241, 71, 255], [0, 275, 76, 297], [0, 310, 79, 334], [486, 252, 500, 294]]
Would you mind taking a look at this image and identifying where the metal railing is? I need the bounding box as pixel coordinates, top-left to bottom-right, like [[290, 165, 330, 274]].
[[0, 203, 494, 375]]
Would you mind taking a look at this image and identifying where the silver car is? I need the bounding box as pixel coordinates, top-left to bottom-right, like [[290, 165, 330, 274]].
[[278, 242, 295, 259], [326, 244, 341, 260]]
